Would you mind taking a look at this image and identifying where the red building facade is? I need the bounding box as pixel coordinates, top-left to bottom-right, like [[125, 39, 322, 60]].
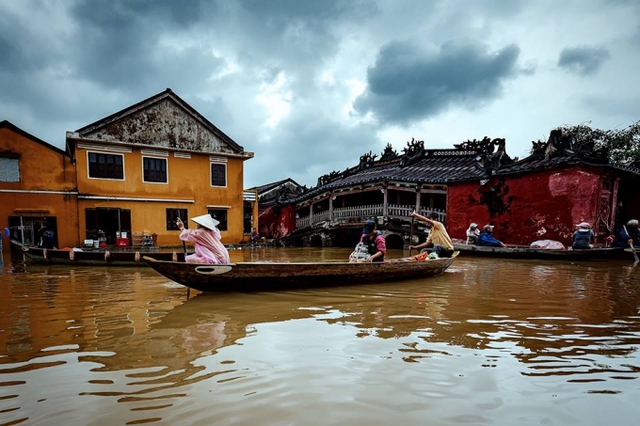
[[284, 132, 640, 248], [447, 166, 618, 247]]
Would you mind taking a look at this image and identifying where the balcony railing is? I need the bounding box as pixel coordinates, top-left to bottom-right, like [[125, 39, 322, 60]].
[[296, 203, 446, 230]]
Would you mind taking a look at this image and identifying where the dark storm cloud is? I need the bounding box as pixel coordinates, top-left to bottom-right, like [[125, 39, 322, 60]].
[[353, 40, 522, 125], [65, 0, 363, 99], [72, 0, 207, 30], [0, 9, 53, 73], [557, 46, 611, 76], [68, 0, 227, 92], [245, 109, 382, 186]]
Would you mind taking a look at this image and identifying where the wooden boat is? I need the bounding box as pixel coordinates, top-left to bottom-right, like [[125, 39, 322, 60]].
[[11, 240, 186, 266], [452, 242, 632, 260], [142, 252, 459, 292]]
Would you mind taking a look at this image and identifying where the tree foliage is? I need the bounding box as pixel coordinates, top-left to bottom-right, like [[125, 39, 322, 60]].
[[540, 120, 640, 168]]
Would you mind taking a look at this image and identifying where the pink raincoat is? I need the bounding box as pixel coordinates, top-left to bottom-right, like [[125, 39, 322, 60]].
[[179, 227, 230, 264]]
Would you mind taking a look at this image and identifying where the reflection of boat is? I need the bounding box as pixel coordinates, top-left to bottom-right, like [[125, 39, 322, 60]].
[[452, 242, 629, 260], [11, 239, 185, 266], [143, 252, 459, 292]]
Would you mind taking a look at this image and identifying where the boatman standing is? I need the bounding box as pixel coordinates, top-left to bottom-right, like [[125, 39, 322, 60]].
[[408, 211, 455, 257]]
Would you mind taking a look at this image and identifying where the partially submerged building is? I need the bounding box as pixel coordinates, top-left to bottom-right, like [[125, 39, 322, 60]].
[[247, 178, 306, 240], [447, 130, 640, 245], [286, 132, 640, 248], [1, 89, 257, 253], [0, 120, 79, 250]]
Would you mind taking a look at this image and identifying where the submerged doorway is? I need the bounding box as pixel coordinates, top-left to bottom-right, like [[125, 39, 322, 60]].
[[85, 208, 131, 245], [8, 216, 58, 249]]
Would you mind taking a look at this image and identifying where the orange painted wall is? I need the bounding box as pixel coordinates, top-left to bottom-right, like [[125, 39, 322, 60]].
[[74, 144, 248, 245], [0, 124, 79, 251]]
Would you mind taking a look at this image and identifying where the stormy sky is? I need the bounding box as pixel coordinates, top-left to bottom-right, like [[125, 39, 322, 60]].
[[1, 0, 638, 188]]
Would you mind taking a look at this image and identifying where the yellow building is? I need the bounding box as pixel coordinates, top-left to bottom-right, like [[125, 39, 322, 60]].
[[1, 89, 257, 252], [0, 120, 79, 250], [67, 88, 255, 247]]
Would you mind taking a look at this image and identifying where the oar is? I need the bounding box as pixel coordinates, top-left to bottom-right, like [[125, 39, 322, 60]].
[[176, 213, 191, 298], [408, 216, 415, 256], [177, 212, 187, 261], [623, 225, 639, 265], [630, 243, 639, 264]]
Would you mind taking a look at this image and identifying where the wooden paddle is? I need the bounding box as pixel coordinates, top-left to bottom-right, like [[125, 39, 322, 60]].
[[630, 242, 640, 265], [176, 212, 187, 259], [408, 216, 415, 256], [623, 225, 639, 265]]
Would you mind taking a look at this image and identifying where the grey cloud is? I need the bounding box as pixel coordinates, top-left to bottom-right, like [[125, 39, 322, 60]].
[[557, 46, 611, 76], [244, 110, 382, 187], [353, 40, 522, 125], [71, 0, 209, 30], [0, 9, 55, 73]]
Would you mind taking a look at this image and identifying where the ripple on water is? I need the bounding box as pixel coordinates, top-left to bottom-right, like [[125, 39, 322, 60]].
[[1, 252, 640, 424]]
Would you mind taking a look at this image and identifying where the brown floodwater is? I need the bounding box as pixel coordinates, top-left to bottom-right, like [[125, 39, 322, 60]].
[[0, 247, 639, 425]]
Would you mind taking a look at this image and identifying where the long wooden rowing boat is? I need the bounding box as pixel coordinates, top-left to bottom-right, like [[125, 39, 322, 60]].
[[142, 252, 458, 292], [452, 242, 632, 260], [11, 240, 186, 266]]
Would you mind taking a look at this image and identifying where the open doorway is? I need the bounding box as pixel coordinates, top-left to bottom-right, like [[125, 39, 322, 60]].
[[85, 208, 131, 245]]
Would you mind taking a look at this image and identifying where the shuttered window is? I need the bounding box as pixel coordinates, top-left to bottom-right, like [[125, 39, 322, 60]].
[[88, 152, 124, 180]]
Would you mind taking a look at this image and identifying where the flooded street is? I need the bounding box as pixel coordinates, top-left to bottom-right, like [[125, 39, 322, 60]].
[[1, 247, 639, 425]]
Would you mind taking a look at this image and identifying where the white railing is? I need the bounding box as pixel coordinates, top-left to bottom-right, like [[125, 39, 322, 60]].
[[295, 203, 446, 230], [333, 204, 383, 219], [313, 210, 330, 223]]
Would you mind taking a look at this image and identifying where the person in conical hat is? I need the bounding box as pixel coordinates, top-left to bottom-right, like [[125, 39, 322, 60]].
[[572, 221, 594, 249], [176, 213, 230, 264]]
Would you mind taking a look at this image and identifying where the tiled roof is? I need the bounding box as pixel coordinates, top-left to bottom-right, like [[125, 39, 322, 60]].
[[281, 131, 640, 205], [248, 178, 302, 194], [494, 153, 640, 178], [292, 149, 486, 201]]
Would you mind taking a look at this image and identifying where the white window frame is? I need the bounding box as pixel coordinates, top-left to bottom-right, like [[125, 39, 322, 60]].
[[210, 160, 227, 188], [141, 155, 169, 185], [86, 151, 125, 181]]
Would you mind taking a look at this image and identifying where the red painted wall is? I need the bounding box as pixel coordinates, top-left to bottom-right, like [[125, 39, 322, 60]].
[[446, 168, 602, 246], [258, 205, 296, 239]]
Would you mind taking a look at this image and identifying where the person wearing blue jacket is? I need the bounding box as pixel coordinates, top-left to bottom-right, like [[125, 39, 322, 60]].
[[476, 224, 506, 247], [611, 219, 640, 248]]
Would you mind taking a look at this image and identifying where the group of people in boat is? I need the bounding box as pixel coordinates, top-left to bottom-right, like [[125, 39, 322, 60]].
[[464, 223, 506, 247], [569, 219, 640, 250], [177, 212, 640, 265], [358, 210, 456, 262], [462, 218, 640, 250]]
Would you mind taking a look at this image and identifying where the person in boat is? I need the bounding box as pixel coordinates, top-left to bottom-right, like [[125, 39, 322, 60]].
[[250, 227, 262, 244], [572, 222, 594, 249], [476, 224, 506, 247], [611, 219, 640, 248], [408, 211, 454, 257], [37, 221, 56, 249], [465, 223, 480, 244], [176, 214, 230, 264], [359, 219, 386, 262]]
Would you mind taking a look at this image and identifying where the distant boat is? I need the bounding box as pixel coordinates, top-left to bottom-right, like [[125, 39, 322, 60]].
[[142, 252, 459, 293], [11, 240, 186, 266], [452, 242, 630, 260]]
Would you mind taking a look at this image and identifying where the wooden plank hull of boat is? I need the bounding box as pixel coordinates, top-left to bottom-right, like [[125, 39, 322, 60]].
[[452, 243, 627, 260], [142, 253, 458, 292], [11, 240, 185, 266]]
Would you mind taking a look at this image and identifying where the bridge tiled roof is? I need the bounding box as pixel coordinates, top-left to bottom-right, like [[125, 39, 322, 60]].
[[292, 149, 486, 202]]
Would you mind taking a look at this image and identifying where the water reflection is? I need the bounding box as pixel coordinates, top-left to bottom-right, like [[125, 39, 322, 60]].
[[0, 250, 639, 425]]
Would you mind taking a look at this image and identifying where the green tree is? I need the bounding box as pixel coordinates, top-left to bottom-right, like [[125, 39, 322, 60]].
[[534, 121, 640, 168]]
